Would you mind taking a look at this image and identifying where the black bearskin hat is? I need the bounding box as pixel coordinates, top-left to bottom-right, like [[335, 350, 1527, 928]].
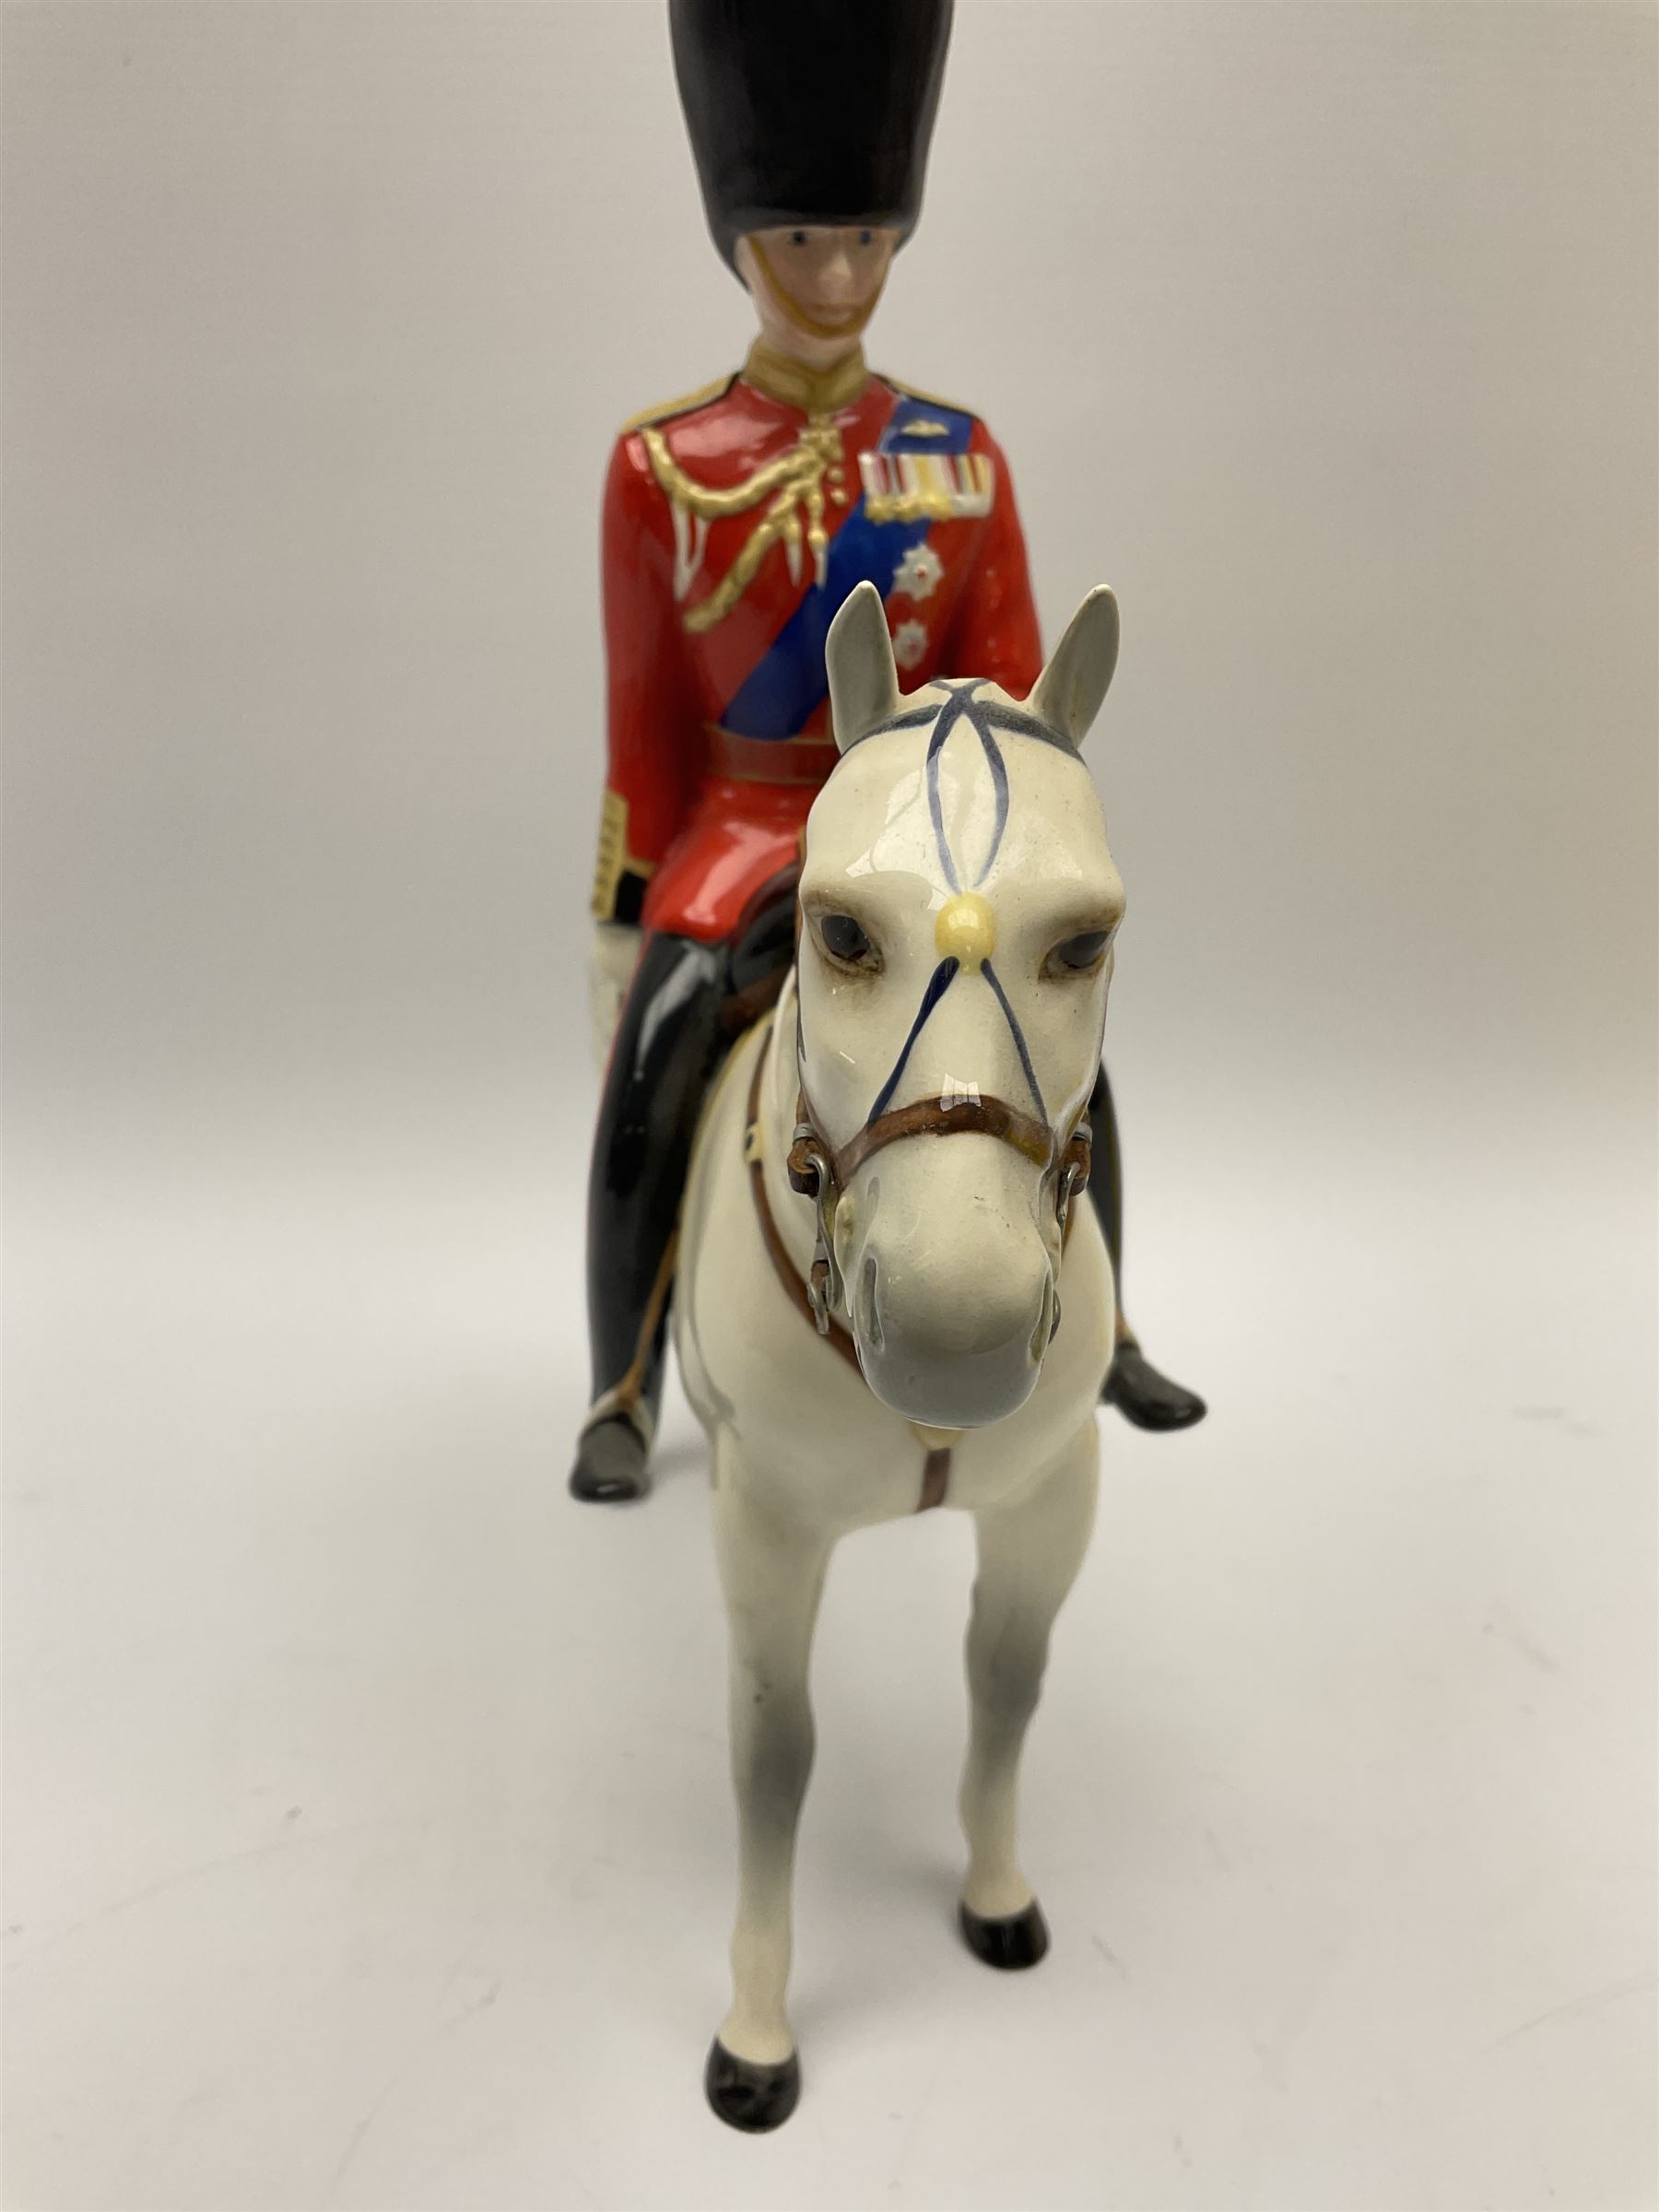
[[670, 0, 954, 268]]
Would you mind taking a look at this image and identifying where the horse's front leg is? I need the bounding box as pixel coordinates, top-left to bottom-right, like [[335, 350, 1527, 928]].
[[705, 1453, 830, 2132], [958, 1422, 1099, 1966]]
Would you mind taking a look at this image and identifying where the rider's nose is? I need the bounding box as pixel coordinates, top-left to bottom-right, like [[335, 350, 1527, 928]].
[[814, 246, 856, 305]]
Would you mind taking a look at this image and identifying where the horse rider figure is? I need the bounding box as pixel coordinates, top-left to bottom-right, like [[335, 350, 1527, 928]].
[[573, 0, 1206, 1503]]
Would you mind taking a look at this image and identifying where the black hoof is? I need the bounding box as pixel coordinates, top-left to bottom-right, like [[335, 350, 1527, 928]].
[[568, 1415, 651, 1503], [959, 1897, 1050, 1970], [1102, 1344, 1207, 1432], [703, 2038, 800, 2132]]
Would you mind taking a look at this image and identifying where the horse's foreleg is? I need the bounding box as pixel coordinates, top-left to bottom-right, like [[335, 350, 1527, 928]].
[[958, 1424, 1099, 1959], [706, 1462, 830, 2127]]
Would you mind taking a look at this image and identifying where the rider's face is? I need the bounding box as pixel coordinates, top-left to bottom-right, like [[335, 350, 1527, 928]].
[[735, 225, 899, 367]]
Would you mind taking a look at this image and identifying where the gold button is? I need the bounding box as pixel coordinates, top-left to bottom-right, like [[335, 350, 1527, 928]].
[[935, 891, 996, 971]]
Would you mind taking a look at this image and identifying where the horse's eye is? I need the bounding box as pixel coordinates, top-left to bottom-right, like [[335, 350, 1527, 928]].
[[1049, 929, 1110, 974], [819, 912, 877, 968]]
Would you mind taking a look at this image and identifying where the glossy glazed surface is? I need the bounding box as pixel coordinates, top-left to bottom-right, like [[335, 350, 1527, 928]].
[[672, 598, 1124, 2121], [594, 352, 1041, 939]]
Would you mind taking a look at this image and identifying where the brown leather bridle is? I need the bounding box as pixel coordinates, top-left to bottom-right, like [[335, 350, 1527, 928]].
[[782, 1067, 1093, 1335], [747, 1028, 1086, 1519]]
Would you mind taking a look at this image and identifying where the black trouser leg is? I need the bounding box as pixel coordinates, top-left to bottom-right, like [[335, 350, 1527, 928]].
[[1087, 1063, 1208, 1433], [572, 931, 729, 1499], [1086, 1065, 1124, 1292]]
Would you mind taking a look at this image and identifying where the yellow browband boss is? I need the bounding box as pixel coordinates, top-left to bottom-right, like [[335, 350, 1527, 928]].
[[934, 891, 995, 972]]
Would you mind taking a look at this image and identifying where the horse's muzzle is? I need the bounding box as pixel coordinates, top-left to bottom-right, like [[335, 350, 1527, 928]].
[[849, 1232, 1056, 1429]]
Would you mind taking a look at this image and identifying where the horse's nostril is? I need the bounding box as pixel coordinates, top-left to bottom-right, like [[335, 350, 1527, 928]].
[[860, 1253, 884, 1351]]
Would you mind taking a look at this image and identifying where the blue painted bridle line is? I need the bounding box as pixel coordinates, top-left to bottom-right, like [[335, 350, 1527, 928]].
[[982, 959, 1046, 1123], [860, 687, 1056, 1129], [865, 956, 959, 1125], [861, 953, 1047, 1131]]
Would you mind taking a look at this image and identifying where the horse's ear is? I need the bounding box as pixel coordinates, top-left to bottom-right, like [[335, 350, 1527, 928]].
[[1029, 586, 1120, 750], [827, 582, 901, 754]]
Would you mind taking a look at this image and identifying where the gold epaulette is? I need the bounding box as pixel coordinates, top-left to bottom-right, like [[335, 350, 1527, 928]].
[[879, 372, 981, 423], [617, 372, 735, 440]]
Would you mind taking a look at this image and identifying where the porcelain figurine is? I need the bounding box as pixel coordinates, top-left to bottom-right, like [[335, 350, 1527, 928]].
[[573, 0, 1204, 1509], [675, 579, 1124, 2129]]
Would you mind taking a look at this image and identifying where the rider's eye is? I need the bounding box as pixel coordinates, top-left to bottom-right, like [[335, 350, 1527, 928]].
[[858, 229, 873, 246], [818, 912, 877, 969], [1048, 929, 1110, 975], [790, 229, 809, 247]]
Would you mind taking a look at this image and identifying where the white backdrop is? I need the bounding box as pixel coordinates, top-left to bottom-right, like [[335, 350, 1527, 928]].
[[4, 6, 1654, 2208]]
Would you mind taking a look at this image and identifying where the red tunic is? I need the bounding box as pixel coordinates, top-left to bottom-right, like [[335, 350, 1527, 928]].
[[592, 347, 1042, 941]]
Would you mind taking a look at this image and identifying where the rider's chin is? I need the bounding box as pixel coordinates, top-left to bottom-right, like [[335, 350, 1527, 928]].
[[849, 1241, 1053, 1429]]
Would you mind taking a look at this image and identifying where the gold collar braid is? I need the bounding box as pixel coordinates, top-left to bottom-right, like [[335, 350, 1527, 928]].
[[640, 345, 866, 635], [740, 342, 868, 417]]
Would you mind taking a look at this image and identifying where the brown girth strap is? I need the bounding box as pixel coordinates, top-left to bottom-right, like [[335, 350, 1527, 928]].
[[918, 1448, 952, 1512], [745, 1027, 949, 1512]]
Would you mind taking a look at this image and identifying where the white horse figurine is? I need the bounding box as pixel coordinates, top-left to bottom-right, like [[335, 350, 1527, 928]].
[[675, 579, 1126, 2131]]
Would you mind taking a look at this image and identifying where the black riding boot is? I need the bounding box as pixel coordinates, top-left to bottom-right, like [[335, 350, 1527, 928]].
[[570, 931, 730, 1502], [571, 887, 798, 1504], [1087, 1065, 1206, 1431]]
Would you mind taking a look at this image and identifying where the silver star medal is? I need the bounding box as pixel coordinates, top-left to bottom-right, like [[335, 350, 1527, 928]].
[[891, 618, 929, 671], [891, 541, 944, 602]]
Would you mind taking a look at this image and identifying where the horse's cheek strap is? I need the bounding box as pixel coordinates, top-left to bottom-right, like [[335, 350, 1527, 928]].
[[786, 1090, 844, 1331]]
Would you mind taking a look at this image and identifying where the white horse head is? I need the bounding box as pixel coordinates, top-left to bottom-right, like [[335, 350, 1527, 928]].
[[793, 580, 1125, 1429]]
